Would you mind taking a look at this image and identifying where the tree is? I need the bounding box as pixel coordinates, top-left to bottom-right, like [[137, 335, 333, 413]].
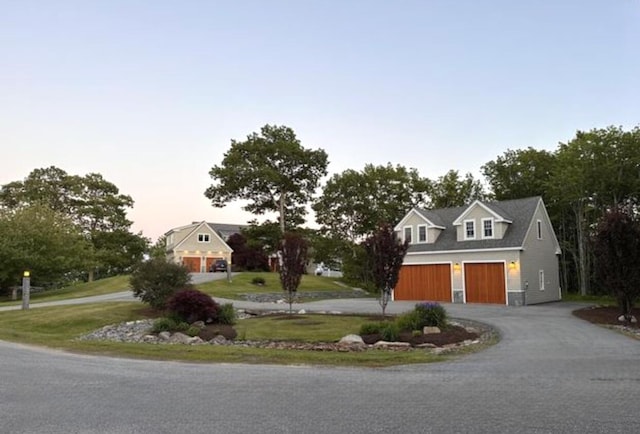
[[226, 233, 269, 271], [482, 148, 555, 201], [91, 229, 149, 278], [148, 235, 168, 260], [205, 125, 329, 233], [428, 170, 486, 208], [314, 164, 430, 243], [593, 209, 640, 320], [278, 232, 308, 314], [130, 258, 193, 310], [364, 223, 409, 316], [0, 204, 91, 292]]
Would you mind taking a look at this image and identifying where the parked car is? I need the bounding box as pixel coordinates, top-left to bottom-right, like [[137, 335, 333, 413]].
[[209, 259, 228, 272]]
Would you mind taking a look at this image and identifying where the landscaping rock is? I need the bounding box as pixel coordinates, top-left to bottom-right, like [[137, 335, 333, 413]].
[[373, 341, 411, 348], [209, 335, 227, 345], [158, 331, 171, 341], [187, 336, 204, 345], [169, 332, 191, 344], [338, 334, 365, 345], [298, 309, 306, 314], [423, 326, 441, 334], [191, 321, 205, 329]]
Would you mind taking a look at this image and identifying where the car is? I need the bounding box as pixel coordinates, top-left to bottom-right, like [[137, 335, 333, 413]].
[[209, 259, 228, 272]]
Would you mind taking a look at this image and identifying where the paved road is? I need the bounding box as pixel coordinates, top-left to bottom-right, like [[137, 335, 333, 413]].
[[1, 292, 640, 432]]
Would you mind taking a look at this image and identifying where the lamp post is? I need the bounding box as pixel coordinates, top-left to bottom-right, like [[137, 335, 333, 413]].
[[21, 271, 30, 310]]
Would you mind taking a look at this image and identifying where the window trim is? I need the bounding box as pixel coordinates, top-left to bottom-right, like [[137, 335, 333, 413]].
[[481, 218, 494, 239], [403, 226, 413, 244], [197, 233, 211, 243], [464, 219, 476, 240], [539, 269, 545, 290], [536, 220, 543, 240], [417, 225, 427, 243]]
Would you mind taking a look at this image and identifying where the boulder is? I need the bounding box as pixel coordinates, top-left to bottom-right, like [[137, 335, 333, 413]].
[[373, 341, 411, 348], [158, 331, 171, 341], [190, 321, 205, 329], [338, 334, 365, 345], [423, 326, 441, 334], [168, 332, 191, 344], [209, 335, 227, 345]]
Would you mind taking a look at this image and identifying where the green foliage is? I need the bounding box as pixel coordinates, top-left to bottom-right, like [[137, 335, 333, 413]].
[[380, 322, 400, 341], [428, 170, 486, 208], [129, 258, 192, 309], [186, 326, 201, 337], [151, 317, 179, 333], [396, 310, 421, 332], [251, 277, 266, 285], [359, 322, 384, 335], [414, 302, 447, 328], [217, 303, 237, 325], [167, 289, 220, 324], [205, 124, 329, 232]]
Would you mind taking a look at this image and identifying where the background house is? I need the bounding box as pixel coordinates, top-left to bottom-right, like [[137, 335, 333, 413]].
[[393, 197, 561, 305], [164, 222, 244, 272]]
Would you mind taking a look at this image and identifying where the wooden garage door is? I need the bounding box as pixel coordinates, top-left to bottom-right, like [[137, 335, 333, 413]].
[[394, 264, 452, 301], [182, 257, 201, 273], [464, 263, 506, 304], [205, 257, 223, 272]]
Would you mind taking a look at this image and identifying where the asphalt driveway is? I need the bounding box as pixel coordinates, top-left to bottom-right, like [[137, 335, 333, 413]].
[[1, 297, 639, 433]]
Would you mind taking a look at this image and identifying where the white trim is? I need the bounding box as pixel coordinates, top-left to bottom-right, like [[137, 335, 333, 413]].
[[417, 224, 428, 243], [464, 219, 476, 240], [536, 219, 543, 240], [172, 221, 232, 253], [197, 233, 211, 243], [394, 261, 454, 303], [539, 269, 545, 290], [406, 246, 523, 255], [394, 208, 446, 231], [481, 218, 494, 239], [452, 200, 513, 226]]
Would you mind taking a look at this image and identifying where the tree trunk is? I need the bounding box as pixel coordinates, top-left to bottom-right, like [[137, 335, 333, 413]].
[[88, 269, 94, 282], [279, 192, 286, 234], [574, 202, 589, 296]]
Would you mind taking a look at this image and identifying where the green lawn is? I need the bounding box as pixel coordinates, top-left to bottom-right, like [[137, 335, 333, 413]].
[[0, 275, 130, 305], [196, 272, 365, 300], [0, 302, 466, 367]]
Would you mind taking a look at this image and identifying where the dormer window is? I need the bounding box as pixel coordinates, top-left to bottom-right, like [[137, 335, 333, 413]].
[[482, 218, 494, 239], [197, 233, 210, 243], [464, 220, 475, 240], [418, 225, 427, 243], [404, 226, 412, 244]]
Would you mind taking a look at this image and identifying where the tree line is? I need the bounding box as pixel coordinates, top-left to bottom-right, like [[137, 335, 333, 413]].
[[206, 124, 640, 296]]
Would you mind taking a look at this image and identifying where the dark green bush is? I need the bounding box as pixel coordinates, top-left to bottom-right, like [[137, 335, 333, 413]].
[[151, 317, 179, 333], [359, 322, 383, 335], [380, 322, 400, 341], [396, 310, 421, 331], [251, 277, 266, 286], [130, 258, 192, 309], [167, 289, 220, 324], [414, 302, 447, 328], [217, 303, 236, 325]]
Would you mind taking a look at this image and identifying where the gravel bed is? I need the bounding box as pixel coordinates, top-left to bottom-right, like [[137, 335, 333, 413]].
[[243, 290, 370, 303]]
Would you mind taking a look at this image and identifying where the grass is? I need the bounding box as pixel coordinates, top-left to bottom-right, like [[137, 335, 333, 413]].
[[196, 272, 365, 300], [0, 275, 130, 305], [0, 302, 455, 367], [562, 292, 617, 305]]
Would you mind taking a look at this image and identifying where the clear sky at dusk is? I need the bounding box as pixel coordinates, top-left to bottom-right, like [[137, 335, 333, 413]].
[[1, 1, 638, 241]]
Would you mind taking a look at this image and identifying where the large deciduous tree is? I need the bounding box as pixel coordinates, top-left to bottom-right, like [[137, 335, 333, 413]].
[[428, 170, 486, 208], [0, 205, 91, 292], [593, 208, 640, 321], [278, 232, 309, 314], [205, 125, 328, 234], [364, 223, 408, 316]]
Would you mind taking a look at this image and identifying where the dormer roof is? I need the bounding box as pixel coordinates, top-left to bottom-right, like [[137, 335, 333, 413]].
[[452, 199, 513, 226]]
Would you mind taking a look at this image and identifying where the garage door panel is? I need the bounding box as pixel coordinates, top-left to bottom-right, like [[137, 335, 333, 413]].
[[464, 263, 505, 304], [183, 257, 201, 273], [395, 264, 451, 301]]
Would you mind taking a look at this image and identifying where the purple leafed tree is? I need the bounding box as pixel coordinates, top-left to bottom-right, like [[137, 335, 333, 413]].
[[364, 223, 409, 316], [278, 232, 309, 314], [593, 208, 640, 321]]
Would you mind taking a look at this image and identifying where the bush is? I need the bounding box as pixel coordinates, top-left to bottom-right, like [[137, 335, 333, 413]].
[[167, 289, 220, 324], [380, 322, 400, 341], [217, 303, 236, 325], [186, 326, 201, 337], [414, 302, 447, 328], [251, 277, 266, 286], [151, 317, 179, 333], [130, 258, 193, 309], [396, 310, 421, 332], [359, 322, 383, 335]]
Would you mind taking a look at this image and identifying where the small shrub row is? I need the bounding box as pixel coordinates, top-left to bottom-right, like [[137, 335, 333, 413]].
[[359, 302, 448, 342]]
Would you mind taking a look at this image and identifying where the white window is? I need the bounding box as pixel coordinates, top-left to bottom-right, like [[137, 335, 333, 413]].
[[464, 220, 475, 240], [404, 226, 412, 243], [537, 220, 543, 239], [482, 218, 494, 239], [418, 225, 427, 243], [197, 233, 210, 243], [539, 270, 545, 290]]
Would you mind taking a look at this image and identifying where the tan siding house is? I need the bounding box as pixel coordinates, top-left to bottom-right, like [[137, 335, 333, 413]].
[[394, 197, 561, 305], [165, 222, 236, 273]]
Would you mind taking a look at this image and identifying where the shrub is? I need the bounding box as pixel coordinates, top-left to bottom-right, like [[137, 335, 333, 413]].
[[130, 258, 192, 309], [167, 289, 220, 324], [414, 302, 448, 328], [152, 317, 179, 333], [217, 303, 236, 325], [186, 326, 201, 337], [380, 322, 400, 341], [359, 322, 383, 335], [251, 277, 266, 286]]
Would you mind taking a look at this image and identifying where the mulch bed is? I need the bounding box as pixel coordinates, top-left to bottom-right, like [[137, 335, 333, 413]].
[[361, 325, 479, 347], [572, 306, 640, 329]]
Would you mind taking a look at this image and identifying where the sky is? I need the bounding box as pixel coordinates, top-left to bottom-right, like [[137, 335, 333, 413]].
[[1, 0, 638, 242]]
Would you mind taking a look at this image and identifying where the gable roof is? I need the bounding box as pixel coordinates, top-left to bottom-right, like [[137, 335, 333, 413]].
[[172, 221, 232, 251], [452, 199, 513, 225], [394, 208, 446, 231], [405, 196, 544, 253]]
